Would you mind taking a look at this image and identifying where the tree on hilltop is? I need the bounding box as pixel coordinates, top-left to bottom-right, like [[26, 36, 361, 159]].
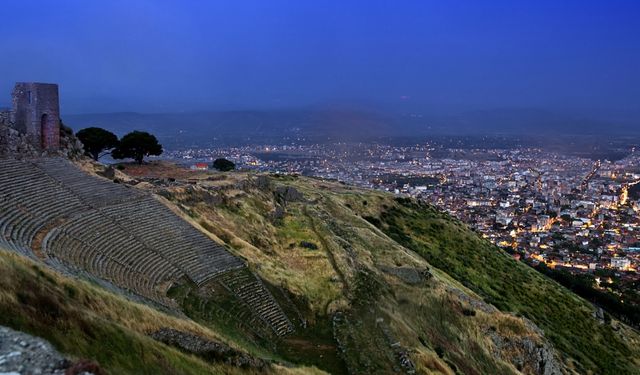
[[212, 158, 235, 171], [111, 131, 162, 164], [76, 127, 119, 161]]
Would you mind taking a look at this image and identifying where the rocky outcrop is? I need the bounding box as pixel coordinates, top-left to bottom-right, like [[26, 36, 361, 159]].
[[270, 205, 286, 222], [274, 186, 304, 205], [443, 283, 564, 374], [488, 330, 562, 375], [58, 125, 85, 159], [150, 328, 267, 370], [254, 175, 271, 191], [0, 123, 41, 157], [0, 122, 83, 159], [592, 307, 607, 324], [0, 325, 103, 375], [486, 318, 564, 375]]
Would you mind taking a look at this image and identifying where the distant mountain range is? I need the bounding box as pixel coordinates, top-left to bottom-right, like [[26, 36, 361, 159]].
[[63, 107, 639, 147]]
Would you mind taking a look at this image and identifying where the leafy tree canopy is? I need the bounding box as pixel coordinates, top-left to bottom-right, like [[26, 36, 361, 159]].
[[76, 127, 119, 161], [212, 158, 235, 172], [111, 131, 162, 164]]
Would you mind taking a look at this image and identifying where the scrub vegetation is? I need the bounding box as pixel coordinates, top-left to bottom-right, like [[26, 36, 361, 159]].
[[157, 171, 640, 374]]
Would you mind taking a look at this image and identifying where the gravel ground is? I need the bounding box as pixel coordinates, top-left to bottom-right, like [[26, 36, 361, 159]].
[[0, 325, 69, 375]]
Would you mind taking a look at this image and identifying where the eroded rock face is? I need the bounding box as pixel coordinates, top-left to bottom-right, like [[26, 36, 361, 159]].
[[150, 328, 267, 370], [274, 186, 304, 204], [487, 319, 563, 375], [0, 124, 41, 158], [58, 130, 85, 160], [254, 175, 271, 191], [270, 205, 286, 223], [0, 325, 70, 375], [443, 284, 564, 375], [592, 307, 606, 324], [0, 123, 84, 159]]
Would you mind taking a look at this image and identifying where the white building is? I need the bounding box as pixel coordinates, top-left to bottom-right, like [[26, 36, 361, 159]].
[[610, 257, 631, 271]]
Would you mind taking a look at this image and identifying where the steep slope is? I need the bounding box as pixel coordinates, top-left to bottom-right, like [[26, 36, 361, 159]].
[[152, 171, 611, 375], [0, 248, 322, 374], [2, 156, 638, 374], [366, 198, 640, 374], [0, 157, 293, 337]]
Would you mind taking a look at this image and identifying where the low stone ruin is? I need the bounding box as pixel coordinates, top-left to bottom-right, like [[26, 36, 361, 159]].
[[150, 328, 267, 369]]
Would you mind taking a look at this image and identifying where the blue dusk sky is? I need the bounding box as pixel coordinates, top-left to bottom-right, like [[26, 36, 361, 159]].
[[0, 0, 638, 117]]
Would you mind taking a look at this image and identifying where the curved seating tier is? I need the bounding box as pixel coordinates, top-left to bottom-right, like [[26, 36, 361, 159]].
[[100, 197, 245, 285], [0, 157, 244, 301], [0, 158, 86, 251], [32, 158, 144, 207], [0, 157, 291, 333], [219, 269, 294, 336], [43, 225, 181, 302], [0, 234, 32, 258]]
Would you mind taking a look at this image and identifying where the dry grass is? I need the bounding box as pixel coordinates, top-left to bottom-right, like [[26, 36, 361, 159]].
[[412, 349, 456, 375], [0, 248, 325, 375], [62, 162, 540, 373], [113, 161, 204, 179], [153, 174, 566, 374], [0, 251, 204, 335], [188, 194, 346, 313]]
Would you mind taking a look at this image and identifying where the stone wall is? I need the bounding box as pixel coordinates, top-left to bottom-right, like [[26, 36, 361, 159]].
[[0, 110, 11, 125], [0, 83, 82, 159], [11, 82, 60, 151]]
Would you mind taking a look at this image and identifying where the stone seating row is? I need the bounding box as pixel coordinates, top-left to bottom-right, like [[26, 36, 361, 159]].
[[43, 227, 180, 303], [219, 270, 294, 336], [100, 198, 245, 284], [32, 158, 144, 207], [0, 158, 279, 316]]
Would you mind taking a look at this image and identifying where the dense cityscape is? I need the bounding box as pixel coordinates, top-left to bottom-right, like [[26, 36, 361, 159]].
[[167, 140, 640, 322]]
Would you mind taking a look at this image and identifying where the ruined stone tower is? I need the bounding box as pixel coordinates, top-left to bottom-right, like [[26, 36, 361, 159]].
[[10, 82, 60, 151]]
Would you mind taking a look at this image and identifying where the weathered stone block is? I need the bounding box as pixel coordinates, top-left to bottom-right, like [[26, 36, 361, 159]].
[[11, 82, 61, 151]]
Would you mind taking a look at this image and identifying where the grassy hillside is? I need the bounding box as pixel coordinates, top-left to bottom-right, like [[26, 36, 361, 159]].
[[357, 197, 640, 375], [6, 160, 638, 374], [0, 249, 323, 375], [156, 172, 592, 375]]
